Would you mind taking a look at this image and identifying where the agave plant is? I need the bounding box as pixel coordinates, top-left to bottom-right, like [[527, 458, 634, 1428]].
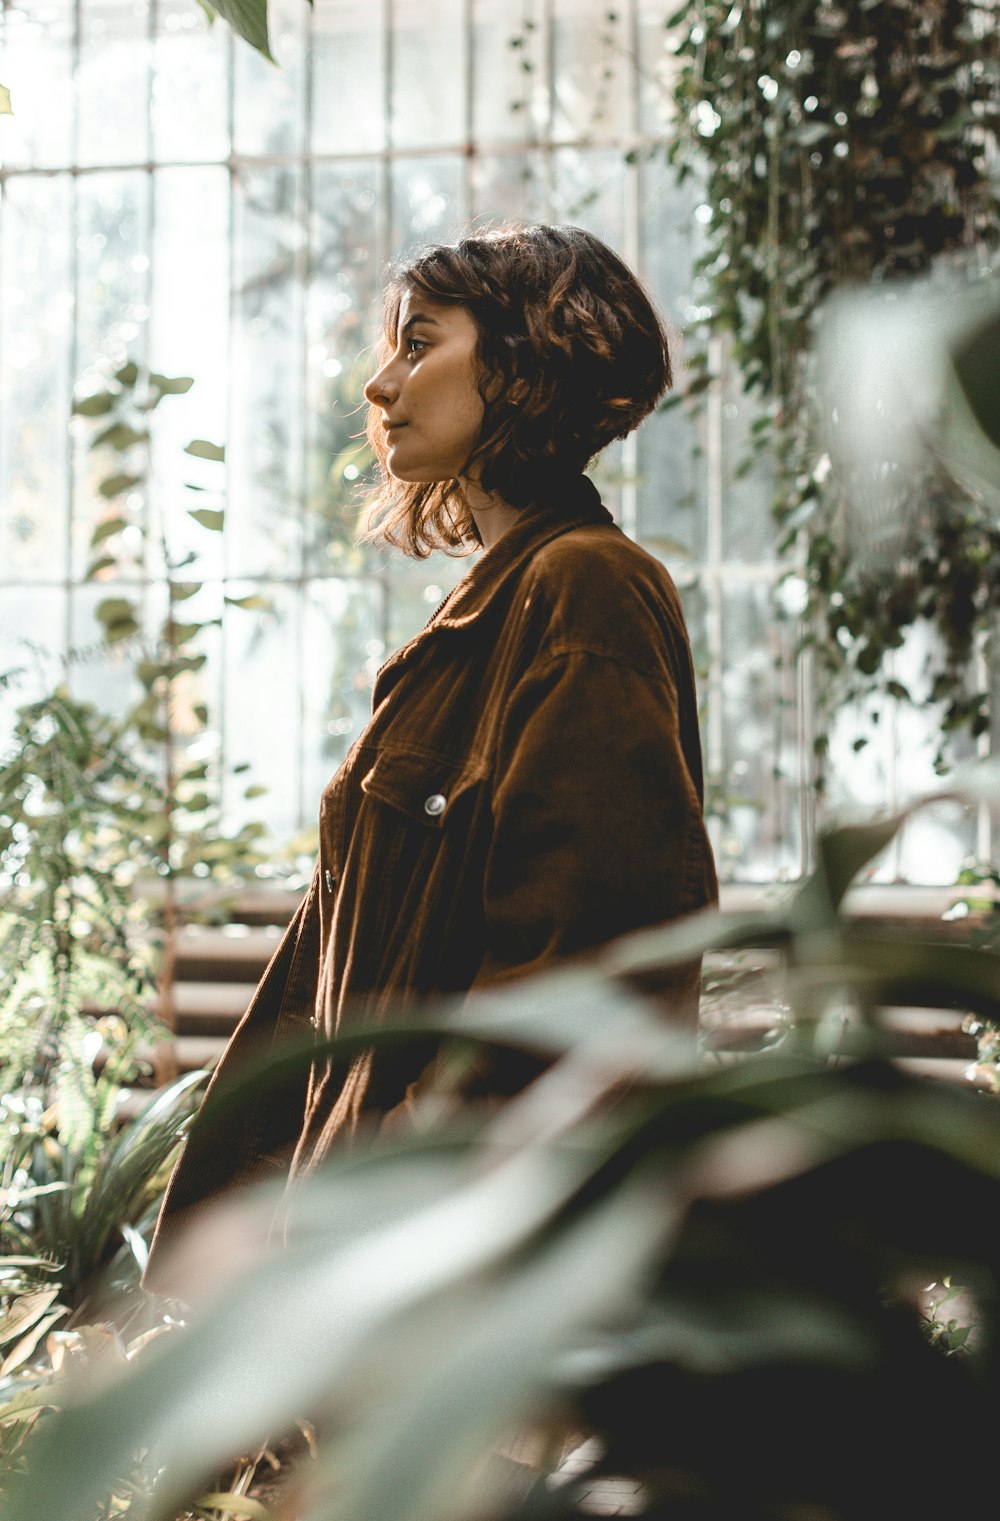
[[2, 772, 1000, 1521]]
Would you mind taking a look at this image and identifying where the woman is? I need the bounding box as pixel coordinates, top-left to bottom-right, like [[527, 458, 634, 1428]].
[[145, 223, 718, 1279]]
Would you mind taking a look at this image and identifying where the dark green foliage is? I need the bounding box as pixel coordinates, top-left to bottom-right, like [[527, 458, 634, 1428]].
[[0, 691, 160, 1095], [6, 787, 1000, 1521], [665, 0, 1000, 763]]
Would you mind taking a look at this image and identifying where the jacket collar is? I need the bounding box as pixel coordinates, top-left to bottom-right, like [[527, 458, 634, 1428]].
[[374, 475, 613, 699]]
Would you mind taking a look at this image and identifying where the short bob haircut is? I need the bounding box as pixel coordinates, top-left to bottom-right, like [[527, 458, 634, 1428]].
[[363, 223, 672, 558]]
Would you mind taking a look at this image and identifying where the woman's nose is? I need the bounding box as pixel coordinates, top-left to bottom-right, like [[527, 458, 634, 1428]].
[[364, 364, 397, 407]]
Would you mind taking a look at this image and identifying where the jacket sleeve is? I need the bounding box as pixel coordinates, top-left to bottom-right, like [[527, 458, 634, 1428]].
[[469, 644, 717, 1014]]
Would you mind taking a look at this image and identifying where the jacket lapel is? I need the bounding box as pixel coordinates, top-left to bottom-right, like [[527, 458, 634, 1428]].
[[373, 475, 613, 706]]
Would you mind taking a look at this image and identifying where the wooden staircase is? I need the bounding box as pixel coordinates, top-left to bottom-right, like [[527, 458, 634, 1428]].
[[146, 883, 991, 1085]]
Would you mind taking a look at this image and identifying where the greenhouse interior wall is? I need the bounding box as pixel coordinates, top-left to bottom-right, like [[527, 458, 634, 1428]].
[[0, 0, 989, 887]]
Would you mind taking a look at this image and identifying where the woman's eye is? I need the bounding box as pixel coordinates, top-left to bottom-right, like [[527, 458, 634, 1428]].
[[405, 337, 427, 356]]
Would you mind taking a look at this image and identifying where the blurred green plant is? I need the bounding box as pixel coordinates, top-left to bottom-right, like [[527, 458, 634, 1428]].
[[0, 1065, 204, 1505], [5, 772, 1000, 1521], [0, 692, 160, 1096], [73, 358, 270, 1041], [664, 0, 1000, 771]]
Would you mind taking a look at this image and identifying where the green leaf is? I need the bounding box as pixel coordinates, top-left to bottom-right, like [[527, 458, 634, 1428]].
[[170, 581, 203, 601], [98, 472, 144, 499], [165, 621, 205, 645], [85, 555, 118, 580], [0, 1388, 60, 1428], [188, 508, 225, 531], [103, 619, 141, 645], [95, 597, 138, 626], [184, 439, 226, 462], [72, 391, 117, 417], [149, 373, 195, 395], [0, 82, 13, 116], [224, 594, 271, 611], [205, 0, 273, 58], [114, 361, 140, 388], [91, 422, 148, 451], [0, 1289, 60, 1350], [243, 784, 268, 799], [136, 660, 164, 691]]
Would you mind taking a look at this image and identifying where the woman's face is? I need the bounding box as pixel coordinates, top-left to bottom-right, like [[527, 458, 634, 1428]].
[[364, 290, 485, 483]]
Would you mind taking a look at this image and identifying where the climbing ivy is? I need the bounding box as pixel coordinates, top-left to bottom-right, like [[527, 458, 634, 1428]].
[[664, 0, 1000, 769]]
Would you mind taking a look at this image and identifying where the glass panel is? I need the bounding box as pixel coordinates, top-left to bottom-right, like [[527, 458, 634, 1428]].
[[149, 167, 229, 580], [636, 408, 705, 563], [824, 624, 979, 883], [311, 0, 387, 156], [550, 148, 626, 248], [152, 0, 230, 164], [383, 553, 469, 653], [72, 170, 152, 580], [78, 0, 151, 167], [473, 0, 549, 145], [0, 1, 75, 170], [0, 588, 68, 753], [390, 0, 466, 150], [234, 0, 306, 157], [222, 581, 300, 839], [390, 155, 464, 258], [0, 174, 73, 581], [552, 0, 631, 143], [306, 162, 380, 574], [719, 581, 801, 881], [301, 577, 384, 820], [719, 368, 777, 563], [66, 579, 146, 719], [637, 1, 677, 136], [229, 164, 305, 578], [471, 150, 548, 226], [640, 158, 700, 333]]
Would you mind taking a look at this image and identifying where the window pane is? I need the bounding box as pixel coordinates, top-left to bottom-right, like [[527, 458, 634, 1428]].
[[637, 2, 675, 137], [719, 369, 777, 563], [234, 0, 307, 157], [229, 164, 306, 578], [550, 148, 627, 247], [0, 174, 73, 581], [306, 163, 380, 574], [552, 0, 631, 143], [149, 167, 229, 580], [636, 408, 705, 562], [301, 577, 384, 818], [391, 0, 466, 150], [78, 0, 151, 167], [0, 589, 68, 751], [719, 582, 801, 880], [72, 170, 152, 580], [66, 579, 145, 719], [471, 151, 548, 225], [390, 156, 464, 255], [0, 1, 75, 170], [311, 0, 387, 156], [152, 0, 230, 164], [223, 583, 301, 838], [473, 0, 549, 144]]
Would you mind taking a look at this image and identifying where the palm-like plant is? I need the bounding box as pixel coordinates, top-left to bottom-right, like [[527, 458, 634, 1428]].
[[4, 778, 1000, 1521]]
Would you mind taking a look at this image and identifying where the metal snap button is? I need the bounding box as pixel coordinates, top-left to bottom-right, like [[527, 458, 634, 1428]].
[[324, 867, 335, 892], [424, 793, 447, 817]]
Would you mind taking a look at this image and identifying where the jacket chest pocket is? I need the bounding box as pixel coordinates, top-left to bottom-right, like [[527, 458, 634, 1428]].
[[360, 747, 488, 830]]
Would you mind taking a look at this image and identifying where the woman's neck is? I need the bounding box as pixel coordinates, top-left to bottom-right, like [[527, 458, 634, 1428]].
[[460, 477, 522, 551]]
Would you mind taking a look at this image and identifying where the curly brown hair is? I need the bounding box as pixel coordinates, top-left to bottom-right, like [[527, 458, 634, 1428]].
[[362, 223, 672, 558]]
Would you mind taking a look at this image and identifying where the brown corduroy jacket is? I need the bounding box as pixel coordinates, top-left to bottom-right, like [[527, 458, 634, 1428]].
[[145, 475, 718, 1281]]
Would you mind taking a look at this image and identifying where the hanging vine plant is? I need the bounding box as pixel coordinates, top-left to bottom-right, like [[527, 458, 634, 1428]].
[[664, 0, 1000, 770]]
